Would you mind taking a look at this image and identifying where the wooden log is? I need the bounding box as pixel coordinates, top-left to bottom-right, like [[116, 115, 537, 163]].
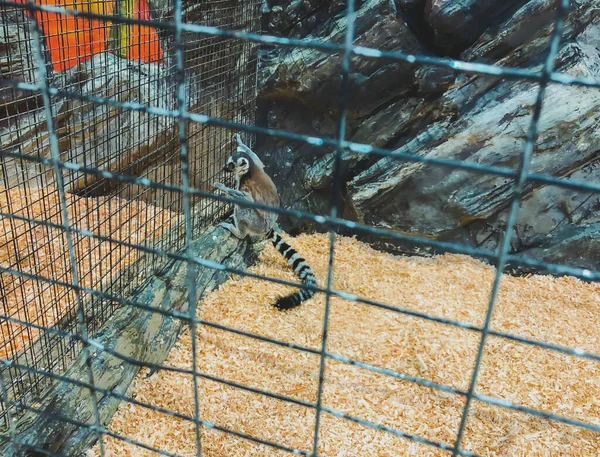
[[0, 225, 260, 457]]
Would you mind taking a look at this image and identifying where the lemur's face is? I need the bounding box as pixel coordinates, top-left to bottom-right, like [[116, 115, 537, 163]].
[[224, 152, 251, 176]]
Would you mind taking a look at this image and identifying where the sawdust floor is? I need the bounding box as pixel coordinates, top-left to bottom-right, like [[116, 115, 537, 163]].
[[90, 233, 600, 456], [0, 186, 177, 359]]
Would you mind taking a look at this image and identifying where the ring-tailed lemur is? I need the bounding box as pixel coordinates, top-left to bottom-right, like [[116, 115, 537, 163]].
[[214, 134, 317, 310]]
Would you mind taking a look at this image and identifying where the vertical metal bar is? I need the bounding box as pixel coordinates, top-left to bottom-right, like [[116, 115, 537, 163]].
[[173, 0, 203, 455], [26, 1, 106, 454], [311, 0, 356, 455], [0, 368, 18, 452], [451, 1, 570, 455]]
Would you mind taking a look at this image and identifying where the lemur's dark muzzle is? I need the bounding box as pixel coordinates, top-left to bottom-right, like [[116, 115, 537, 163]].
[[223, 162, 234, 172]]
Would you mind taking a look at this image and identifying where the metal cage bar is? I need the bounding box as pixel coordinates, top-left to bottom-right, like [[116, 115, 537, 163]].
[[0, 0, 598, 456]]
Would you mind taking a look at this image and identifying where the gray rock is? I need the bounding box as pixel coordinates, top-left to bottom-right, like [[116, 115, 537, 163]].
[[264, 0, 353, 38], [509, 223, 600, 275], [462, 0, 557, 63], [425, 0, 530, 55], [348, 38, 600, 236], [256, 0, 600, 272], [443, 162, 600, 255], [304, 97, 430, 190], [259, 0, 423, 113], [397, 0, 425, 6]]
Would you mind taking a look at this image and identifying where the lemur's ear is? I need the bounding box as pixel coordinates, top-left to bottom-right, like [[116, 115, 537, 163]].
[[234, 133, 265, 169]]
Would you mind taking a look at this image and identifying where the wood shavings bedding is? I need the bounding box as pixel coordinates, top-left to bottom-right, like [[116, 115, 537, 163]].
[[0, 185, 177, 359], [86, 233, 600, 456]]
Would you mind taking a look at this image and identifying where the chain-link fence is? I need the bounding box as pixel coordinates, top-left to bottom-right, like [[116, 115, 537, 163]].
[[1, 0, 599, 455]]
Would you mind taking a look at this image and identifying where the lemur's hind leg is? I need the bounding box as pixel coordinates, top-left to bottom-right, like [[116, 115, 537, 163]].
[[220, 208, 252, 239], [220, 220, 249, 239]]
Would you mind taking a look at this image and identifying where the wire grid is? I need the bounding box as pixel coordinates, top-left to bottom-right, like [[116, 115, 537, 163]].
[[0, 0, 261, 435], [0, 0, 599, 456]]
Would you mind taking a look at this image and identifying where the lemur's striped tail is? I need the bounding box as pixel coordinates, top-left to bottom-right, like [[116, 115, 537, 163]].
[[267, 229, 316, 310]]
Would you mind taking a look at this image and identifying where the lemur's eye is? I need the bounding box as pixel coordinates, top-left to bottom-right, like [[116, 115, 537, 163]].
[[237, 158, 248, 167]]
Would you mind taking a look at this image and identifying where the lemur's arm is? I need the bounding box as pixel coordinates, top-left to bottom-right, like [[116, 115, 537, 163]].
[[234, 134, 265, 169], [214, 182, 255, 239], [214, 182, 254, 201]]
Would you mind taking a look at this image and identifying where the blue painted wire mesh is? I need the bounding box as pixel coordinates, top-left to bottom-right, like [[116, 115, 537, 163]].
[[0, 0, 599, 456]]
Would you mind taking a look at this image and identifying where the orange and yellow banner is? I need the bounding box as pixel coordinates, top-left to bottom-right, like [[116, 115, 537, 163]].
[[18, 0, 163, 72]]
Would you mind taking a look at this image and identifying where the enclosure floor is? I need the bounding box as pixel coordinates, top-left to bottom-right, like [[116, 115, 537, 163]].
[[0, 186, 177, 359], [89, 233, 600, 457]]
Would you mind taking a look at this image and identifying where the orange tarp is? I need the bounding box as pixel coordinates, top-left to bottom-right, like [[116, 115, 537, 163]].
[[17, 0, 162, 72]]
